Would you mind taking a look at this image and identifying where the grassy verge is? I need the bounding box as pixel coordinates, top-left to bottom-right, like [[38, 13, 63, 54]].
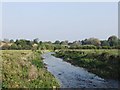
[[1, 50, 59, 88], [53, 49, 120, 80]]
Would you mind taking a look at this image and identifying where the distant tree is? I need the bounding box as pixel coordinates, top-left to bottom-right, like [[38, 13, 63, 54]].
[[24, 45, 32, 50], [44, 41, 52, 44], [54, 40, 60, 44], [45, 44, 54, 50], [81, 39, 87, 45], [54, 44, 62, 50], [15, 39, 26, 45], [17, 45, 22, 50], [60, 40, 68, 45], [26, 40, 32, 46], [39, 41, 42, 44], [10, 43, 18, 49], [15, 39, 32, 50], [101, 40, 109, 46], [82, 38, 101, 46], [33, 38, 39, 44], [118, 39, 120, 45], [47, 41, 52, 44], [72, 40, 81, 46], [10, 39, 14, 43], [108, 35, 118, 46]]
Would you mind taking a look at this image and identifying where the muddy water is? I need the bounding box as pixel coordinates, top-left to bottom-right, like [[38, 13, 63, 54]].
[[42, 52, 119, 88]]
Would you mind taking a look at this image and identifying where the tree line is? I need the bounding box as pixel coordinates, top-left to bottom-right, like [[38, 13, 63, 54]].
[[0, 35, 120, 50]]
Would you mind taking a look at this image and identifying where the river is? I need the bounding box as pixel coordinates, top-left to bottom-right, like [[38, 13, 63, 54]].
[[42, 52, 119, 88]]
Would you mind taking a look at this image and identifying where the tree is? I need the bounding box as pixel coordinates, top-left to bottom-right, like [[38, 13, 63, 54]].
[[72, 40, 81, 46], [54, 40, 60, 44], [108, 35, 118, 46], [45, 44, 54, 50], [15, 39, 32, 50], [60, 40, 68, 45], [82, 38, 101, 46], [10, 39, 14, 43], [39, 41, 42, 44], [10, 43, 18, 49], [33, 38, 39, 44], [101, 40, 109, 46], [118, 39, 120, 45]]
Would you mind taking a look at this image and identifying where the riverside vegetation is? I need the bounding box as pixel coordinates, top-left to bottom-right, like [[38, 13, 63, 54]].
[[0, 35, 120, 88], [53, 49, 120, 80], [1, 50, 59, 88]]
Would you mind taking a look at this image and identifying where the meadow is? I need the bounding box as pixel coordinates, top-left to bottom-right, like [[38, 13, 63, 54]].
[[0, 50, 59, 88], [54, 49, 120, 80]]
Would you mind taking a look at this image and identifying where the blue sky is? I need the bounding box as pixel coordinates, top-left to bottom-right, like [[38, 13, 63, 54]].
[[2, 2, 118, 41]]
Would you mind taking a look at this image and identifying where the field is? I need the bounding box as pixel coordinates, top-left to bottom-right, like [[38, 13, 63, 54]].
[[0, 50, 59, 88], [54, 49, 120, 80]]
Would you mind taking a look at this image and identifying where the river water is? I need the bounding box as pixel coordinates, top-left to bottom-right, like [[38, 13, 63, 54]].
[[42, 52, 120, 88]]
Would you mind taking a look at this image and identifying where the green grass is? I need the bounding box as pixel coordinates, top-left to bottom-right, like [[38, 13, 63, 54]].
[[54, 49, 120, 80], [1, 50, 59, 88], [63, 49, 119, 55]]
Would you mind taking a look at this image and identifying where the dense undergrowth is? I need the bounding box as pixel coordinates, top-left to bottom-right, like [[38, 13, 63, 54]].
[[1, 50, 59, 88], [54, 49, 120, 80]]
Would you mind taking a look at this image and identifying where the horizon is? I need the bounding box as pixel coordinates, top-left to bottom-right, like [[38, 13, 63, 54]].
[[2, 2, 118, 41], [1, 34, 118, 43]]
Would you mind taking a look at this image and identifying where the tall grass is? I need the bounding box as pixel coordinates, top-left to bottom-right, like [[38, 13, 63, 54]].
[[1, 50, 59, 88]]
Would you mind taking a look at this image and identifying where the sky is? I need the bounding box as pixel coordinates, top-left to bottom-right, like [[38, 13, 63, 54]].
[[1, 2, 118, 41], [1, 0, 119, 2]]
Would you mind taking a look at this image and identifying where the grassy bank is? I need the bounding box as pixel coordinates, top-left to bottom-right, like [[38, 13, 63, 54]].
[[1, 50, 59, 88], [54, 49, 120, 80]]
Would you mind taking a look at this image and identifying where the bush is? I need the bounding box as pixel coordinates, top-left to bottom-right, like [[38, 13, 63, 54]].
[[82, 45, 97, 49], [101, 46, 111, 49]]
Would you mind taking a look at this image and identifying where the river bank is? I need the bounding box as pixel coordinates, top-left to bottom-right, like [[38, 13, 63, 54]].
[[42, 52, 120, 88], [53, 50, 120, 80], [1, 50, 59, 88]]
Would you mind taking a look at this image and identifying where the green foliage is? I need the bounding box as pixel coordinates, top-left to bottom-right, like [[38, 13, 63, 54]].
[[33, 38, 39, 44], [54, 40, 60, 44], [10, 43, 18, 50], [60, 40, 68, 45], [108, 35, 118, 46], [81, 38, 101, 46], [101, 46, 111, 49], [15, 39, 33, 50], [1, 35, 120, 50], [101, 40, 109, 46], [32, 52, 44, 68], [1, 50, 59, 88], [54, 50, 120, 80]]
